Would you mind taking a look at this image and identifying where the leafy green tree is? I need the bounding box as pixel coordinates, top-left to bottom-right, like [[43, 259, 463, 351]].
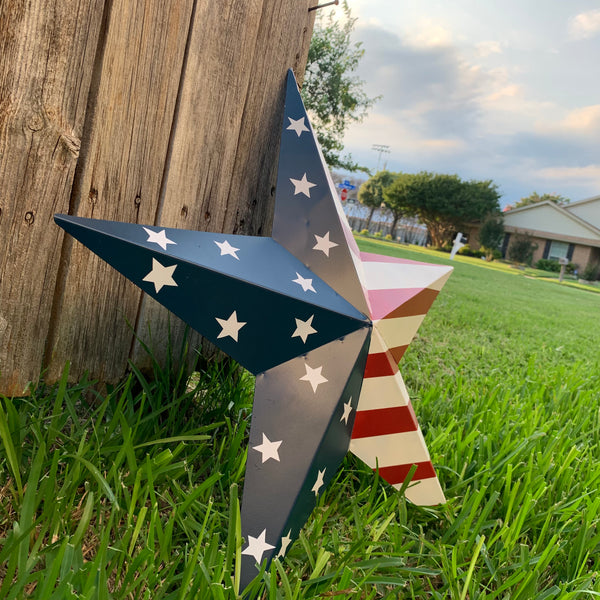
[[384, 172, 501, 248], [381, 172, 414, 238], [358, 170, 394, 229], [478, 214, 504, 261], [301, 1, 378, 172], [512, 192, 569, 209]]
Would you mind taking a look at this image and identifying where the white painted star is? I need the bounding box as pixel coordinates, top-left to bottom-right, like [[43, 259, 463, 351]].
[[142, 258, 178, 293], [289, 173, 316, 197], [312, 468, 326, 496], [277, 531, 292, 558], [313, 232, 338, 257], [292, 315, 317, 343], [242, 529, 275, 564], [215, 310, 246, 341], [300, 364, 328, 393], [214, 239, 240, 260], [252, 433, 282, 463], [143, 227, 176, 251], [292, 272, 316, 293], [340, 398, 353, 425], [286, 116, 309, 137]]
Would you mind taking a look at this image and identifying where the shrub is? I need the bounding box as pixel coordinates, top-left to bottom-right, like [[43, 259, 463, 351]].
[[536, 258, 561, 272], [374, 231, 382, 238], [359, 229, 370, 236], [458, 245, 485, 258], [385, 234, 393, 241], [508, 233, 537, 265], [581, 262, 599, 281]]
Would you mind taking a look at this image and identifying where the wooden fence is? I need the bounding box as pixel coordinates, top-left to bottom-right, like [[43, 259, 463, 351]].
[[0, 0, 316, 396]]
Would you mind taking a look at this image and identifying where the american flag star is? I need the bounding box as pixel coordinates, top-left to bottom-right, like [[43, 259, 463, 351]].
[[54, 70, 452, 591]]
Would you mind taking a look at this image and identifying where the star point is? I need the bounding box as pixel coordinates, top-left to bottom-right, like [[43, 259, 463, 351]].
[[300, 363, 328, 393], [277, 531, 293, 558], [341, 398, 353, 425], [252, 433, 282, 463], [292, 315, 317, 343], [142, 258, 178, 293], [313, 232, 338, 257], [242, 529, 275, 564], [214, 239, 240, 259], [215, 310, 246, 341], [143, 227, 176, 251], [292, 272, 316, 293], [286, 116, 309, 137], [289, 173, 316, 197], [312, 469, 326, 496]]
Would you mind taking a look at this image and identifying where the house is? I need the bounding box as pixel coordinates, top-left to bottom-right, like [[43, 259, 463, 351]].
[[468, 195, 600, 269]]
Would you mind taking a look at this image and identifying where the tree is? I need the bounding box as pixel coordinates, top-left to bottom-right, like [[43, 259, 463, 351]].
[[381, 172, 414, 238], [478, 214, 504, 261], [301, 1, 378, 172], [384, 172, 501, 248], [358, 170, 394, 229], [512, 192, 569, 209]]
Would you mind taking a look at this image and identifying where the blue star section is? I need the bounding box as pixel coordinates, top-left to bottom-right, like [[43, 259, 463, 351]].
[[272, 71, 370, 317], [54, 215, 368, 375], [240, 327, 370, 588]]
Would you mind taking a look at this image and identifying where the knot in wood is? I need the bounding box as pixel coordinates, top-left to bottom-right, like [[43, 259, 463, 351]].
[[134, 195, 141, 207], [26, 113, 45, 132], [24, 211, 35, 225]]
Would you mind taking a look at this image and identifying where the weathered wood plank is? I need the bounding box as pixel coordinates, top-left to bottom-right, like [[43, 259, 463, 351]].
[[44, 0, 194, 383], [0, 0, 106, 395], [131, 0, 316, 369]]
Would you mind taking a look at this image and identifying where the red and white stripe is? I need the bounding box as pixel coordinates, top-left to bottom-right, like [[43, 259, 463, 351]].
[[350, 253, 453, 505]]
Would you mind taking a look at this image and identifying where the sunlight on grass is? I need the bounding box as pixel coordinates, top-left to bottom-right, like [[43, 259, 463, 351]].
[[1, 240, 600, 598]]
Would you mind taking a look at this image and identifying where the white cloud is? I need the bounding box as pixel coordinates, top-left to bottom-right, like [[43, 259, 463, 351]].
[[535, 165, 600, 185], [476, 40, 502, 57], [402, 19, 454, 48], [568, 9, 600, 39], [561, 105, 600, 131]]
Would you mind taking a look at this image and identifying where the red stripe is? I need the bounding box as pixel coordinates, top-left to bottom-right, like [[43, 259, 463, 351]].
[[364, 352, 397, 378], [351, 405, 418, 439], [377, 461, 437, 484]]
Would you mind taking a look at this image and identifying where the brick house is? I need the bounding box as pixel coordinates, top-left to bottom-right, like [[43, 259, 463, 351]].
[[468, 195, 600, 269]]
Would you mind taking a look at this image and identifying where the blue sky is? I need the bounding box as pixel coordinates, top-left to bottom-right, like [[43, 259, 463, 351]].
[[338, 0, 600, 206]]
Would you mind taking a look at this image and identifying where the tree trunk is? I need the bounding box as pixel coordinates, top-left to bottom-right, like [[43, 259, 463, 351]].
[[366, 205, 376, 230]]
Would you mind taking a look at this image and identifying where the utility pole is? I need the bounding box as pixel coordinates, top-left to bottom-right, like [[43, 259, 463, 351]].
[[372, 144, 391, 171]]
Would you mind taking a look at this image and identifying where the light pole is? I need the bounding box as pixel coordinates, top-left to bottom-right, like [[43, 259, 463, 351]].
[[372, 144, 390, 171]]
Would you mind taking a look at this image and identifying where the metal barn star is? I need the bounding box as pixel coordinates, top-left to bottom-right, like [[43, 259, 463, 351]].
[[55, 70, 452, 588]]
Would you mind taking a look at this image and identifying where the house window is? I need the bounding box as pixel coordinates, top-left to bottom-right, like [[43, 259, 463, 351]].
[[548, 240, 569, 260]]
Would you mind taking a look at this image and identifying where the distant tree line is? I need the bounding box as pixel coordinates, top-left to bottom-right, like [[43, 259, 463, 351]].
[[358, 170, 502, 248]]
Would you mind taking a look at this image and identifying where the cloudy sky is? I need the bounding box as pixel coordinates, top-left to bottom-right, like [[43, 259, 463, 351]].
[[338, 0, 600, 207]]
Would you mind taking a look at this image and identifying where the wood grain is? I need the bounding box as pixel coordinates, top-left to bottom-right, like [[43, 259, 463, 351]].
[[0, 0, 105, 395], [131, 0, 316, 369], [44, 0, 194, 383], [0, 0, 317, 392]]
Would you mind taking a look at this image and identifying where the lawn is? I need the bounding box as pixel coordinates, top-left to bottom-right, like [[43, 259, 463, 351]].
[[1, 238, 600, 598]]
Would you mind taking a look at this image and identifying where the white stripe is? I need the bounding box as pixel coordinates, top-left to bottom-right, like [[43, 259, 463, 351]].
[[349, 428, 431, 468], [357, 372, 410, 410], [398, 477, 446, 506], [374, 314, 426, 349], [368, 327, 389, 354], [429, 270, 452, 291], [363, 262, 453, 291]]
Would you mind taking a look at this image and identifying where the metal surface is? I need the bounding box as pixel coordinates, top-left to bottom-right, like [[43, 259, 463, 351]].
[[55, 69, 453, 591]]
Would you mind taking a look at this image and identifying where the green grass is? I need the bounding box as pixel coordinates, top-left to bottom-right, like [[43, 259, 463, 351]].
[[1, 239, 600, 598]]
